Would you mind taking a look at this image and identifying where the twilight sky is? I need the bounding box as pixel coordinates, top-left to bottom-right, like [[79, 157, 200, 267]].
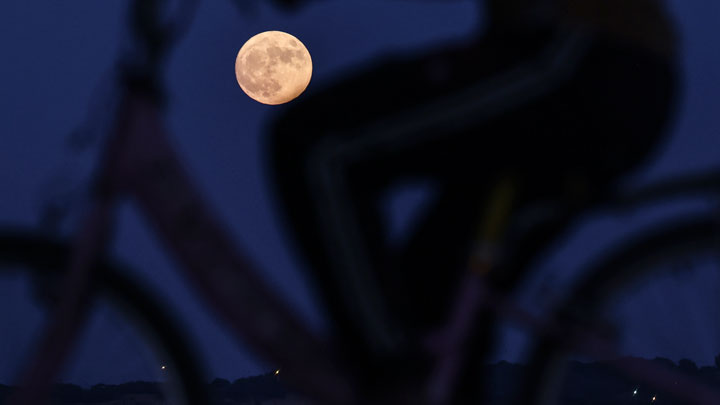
[[0, 0, 719, 386]]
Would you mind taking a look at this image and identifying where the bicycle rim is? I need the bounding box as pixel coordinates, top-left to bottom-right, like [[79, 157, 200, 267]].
[[518, 216, 720, 405], [0, 229, 208, 404]]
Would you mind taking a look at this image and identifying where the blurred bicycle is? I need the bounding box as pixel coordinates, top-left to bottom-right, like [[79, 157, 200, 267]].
[[2, 0, 720, 404]]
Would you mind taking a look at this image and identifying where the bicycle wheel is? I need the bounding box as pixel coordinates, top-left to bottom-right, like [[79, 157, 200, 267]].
[[517, 216, 720, 405], [0, 229, 208, 404]]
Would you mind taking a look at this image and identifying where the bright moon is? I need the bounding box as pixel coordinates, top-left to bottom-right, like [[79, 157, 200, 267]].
[[235, 31, 312, 105]]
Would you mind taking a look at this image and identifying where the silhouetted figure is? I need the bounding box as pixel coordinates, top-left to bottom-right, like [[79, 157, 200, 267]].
[[266, 0, 680, 400]]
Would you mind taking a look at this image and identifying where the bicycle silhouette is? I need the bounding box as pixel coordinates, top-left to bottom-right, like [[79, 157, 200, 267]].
[[2, 0, 719, 404]]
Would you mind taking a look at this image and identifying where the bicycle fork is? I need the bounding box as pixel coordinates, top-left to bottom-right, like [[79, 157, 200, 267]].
[[426, 178, 517, 404]]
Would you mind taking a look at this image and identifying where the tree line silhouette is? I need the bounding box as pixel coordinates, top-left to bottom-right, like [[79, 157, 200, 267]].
[[2, 357, 720, 404]]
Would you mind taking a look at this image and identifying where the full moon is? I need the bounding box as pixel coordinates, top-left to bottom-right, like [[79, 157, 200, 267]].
[[235, 31, 313, 105]]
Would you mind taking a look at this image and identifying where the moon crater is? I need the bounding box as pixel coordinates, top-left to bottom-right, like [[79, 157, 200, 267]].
[[235, 31, 313, 105]]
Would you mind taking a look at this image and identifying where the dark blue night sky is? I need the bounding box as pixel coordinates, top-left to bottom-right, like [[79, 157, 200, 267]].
[[0, 0, 719, 386]]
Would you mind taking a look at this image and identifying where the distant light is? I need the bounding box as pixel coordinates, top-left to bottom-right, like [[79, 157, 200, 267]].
[[652, 396, 656, 402], [161, 365, 167, 370], [274, 369, 280, 376], [633, 389, 638, 396]]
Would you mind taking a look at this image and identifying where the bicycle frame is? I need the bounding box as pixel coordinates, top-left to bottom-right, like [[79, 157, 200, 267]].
[[8, 1, 720, 402]]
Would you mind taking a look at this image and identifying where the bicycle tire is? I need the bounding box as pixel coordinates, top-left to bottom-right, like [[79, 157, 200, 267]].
[[517, 216, 720, 405], [0, 229, 209, 405]]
